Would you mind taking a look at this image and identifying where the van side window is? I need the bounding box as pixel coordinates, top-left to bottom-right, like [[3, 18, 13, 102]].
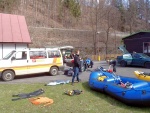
[[13, 51, 27, 60], [30, 51, 47, 59], [48, 50, 61, 58]]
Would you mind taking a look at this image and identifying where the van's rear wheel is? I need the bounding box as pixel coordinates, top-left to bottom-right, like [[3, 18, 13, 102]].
[[50, 67, 58, 76], [2, 70, 15, 81]]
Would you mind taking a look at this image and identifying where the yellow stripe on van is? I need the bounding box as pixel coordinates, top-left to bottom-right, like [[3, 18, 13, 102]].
[[0, 63, 62, 72], [53, 57, 61, 63], [53, 58, 57, 63], [28, 63, 62, 69], [35, 59, 45, 62], [0, 66, 27, 71], [56, 58, 61, 63]]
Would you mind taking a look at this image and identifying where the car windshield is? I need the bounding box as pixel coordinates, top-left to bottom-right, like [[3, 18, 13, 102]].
[[3, 51, 16, 60], [140, 53, 150, 58]]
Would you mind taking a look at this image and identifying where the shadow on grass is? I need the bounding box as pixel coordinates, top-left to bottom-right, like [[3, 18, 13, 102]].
[[81, 82, 124, 106], [81, 82, 150, 112]]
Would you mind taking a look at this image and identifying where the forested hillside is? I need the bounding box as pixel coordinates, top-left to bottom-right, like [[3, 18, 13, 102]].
[[0, 0, 149, 55]]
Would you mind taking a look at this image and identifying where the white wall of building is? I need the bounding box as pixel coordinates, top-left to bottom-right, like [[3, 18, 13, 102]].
[[0, 43, 27, 59], [3, 43, 16, 58], [0, 44, 2, 59], [16, 43, 28, 50]]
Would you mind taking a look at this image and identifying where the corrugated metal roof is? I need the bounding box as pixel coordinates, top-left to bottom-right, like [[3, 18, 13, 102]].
[[0, 13, 31, 43]]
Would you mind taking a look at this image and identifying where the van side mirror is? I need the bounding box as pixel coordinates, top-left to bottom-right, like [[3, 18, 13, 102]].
[[11, 57, 15, 61]]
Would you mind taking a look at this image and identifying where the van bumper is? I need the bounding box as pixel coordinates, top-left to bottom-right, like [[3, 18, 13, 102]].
[[59, 66, 65, 71]]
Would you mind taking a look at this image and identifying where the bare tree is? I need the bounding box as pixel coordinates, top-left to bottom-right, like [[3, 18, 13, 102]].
[[125, 0, 138, 34], [100, 6, 120, 57], [144, 0, 150, 29], [87, 0, 106, 55]]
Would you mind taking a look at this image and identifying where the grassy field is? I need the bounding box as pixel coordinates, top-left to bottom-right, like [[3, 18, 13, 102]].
[[0, 82, 150, 113]]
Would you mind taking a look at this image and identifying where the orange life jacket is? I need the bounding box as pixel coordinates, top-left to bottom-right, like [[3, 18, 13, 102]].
[[29, 97, 53, 106]]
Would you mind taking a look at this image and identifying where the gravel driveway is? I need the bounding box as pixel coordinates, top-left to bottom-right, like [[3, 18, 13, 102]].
[[0, 61, 149, 84]]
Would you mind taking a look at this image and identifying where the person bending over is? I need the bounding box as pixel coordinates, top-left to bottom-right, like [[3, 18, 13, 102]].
[[108, 59, 116, 72]]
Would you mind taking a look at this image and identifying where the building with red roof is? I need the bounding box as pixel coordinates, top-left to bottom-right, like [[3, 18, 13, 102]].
[[0, 13, 31, 58]]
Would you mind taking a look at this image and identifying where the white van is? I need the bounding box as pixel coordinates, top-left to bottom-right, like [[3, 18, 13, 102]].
[[0, 48, 64, 81]]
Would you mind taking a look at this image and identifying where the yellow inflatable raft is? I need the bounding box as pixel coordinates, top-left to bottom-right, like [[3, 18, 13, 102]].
[[134, 70, 150, 81]]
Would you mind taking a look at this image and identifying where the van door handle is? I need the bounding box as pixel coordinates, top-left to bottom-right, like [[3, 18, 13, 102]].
[[27, 60, 28, 63]]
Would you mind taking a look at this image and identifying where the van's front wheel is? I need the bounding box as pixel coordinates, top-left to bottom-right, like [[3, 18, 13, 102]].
[[2, 70, 15, 81], [50, 67, 58, 76]]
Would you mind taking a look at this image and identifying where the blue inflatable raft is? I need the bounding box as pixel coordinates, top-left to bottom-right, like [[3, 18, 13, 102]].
[[89, 67, 150, 106]]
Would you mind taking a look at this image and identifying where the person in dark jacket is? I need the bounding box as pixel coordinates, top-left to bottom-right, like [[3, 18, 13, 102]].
[[71, 50, 80, 85]]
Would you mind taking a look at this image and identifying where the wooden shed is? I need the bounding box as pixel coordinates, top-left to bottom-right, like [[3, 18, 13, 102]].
[[0, 13, 31, 59], [122, 31, 150, 56]]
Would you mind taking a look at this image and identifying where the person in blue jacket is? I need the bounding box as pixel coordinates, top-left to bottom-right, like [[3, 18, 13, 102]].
[[85, 58, 93, 69]]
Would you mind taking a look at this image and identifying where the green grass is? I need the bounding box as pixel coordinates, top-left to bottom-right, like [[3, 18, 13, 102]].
[[0, 82, 150, 113]]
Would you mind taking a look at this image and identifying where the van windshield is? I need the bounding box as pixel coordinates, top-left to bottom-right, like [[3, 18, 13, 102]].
[[3, 51, 16, 60]]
